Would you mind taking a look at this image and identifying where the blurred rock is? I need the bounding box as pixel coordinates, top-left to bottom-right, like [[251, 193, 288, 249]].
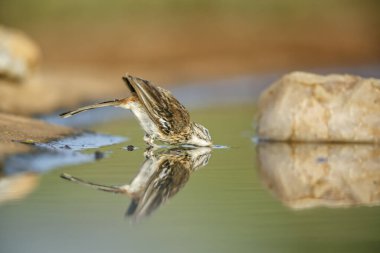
[[257, 142, 380, 209], [0, 25, 40, 81], [257, 72, 380, 142], [0, 67, 125, 116], [0, 26, 127, 116], [0, 172, 39, 205]]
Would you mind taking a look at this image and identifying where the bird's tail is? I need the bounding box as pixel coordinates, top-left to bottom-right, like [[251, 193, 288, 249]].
[[59, 99, 123, 118], [60, 173, 127, 194]]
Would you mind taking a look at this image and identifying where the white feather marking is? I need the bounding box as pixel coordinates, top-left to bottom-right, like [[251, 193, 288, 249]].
[[121, 101, 159, 136]]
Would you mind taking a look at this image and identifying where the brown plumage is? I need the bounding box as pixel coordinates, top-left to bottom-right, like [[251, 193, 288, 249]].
[[123, 75, 190, 135], [60, 74, 212, 147]]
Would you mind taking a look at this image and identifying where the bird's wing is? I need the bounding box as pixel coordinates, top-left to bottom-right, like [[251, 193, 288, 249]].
[[123, 75, 190, 135]]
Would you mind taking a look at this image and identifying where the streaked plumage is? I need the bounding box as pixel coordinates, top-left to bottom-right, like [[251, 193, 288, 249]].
[[61, 147, 212, 222], [60, 74, 212, 147]]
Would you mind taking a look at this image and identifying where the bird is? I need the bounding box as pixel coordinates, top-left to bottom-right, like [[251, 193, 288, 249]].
[[60, 74, 212, 147], [61, 146, 212, 221]]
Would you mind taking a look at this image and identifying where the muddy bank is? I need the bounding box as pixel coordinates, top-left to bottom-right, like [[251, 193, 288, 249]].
[[0, 112, 127, 204], [0, 113, 74, 163]]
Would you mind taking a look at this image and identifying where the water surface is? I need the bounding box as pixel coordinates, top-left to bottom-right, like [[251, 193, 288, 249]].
[[1, 104, 380, 253]]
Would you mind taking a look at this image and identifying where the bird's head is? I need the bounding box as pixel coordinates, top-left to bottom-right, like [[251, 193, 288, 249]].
[[188, 122, 212, 147]]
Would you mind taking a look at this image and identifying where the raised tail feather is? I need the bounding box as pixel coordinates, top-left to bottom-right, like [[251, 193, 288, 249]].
[[59, 99, 122, 118]]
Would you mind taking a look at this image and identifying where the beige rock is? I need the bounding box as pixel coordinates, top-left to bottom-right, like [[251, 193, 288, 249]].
[[0, 25, 40, 81], [257, 72, 380, 142], [257, 142, 380, 209], [0, 67, 125, 116]]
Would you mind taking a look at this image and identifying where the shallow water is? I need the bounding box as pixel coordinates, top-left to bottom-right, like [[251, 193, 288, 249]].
[[1, 103, 380, 253]]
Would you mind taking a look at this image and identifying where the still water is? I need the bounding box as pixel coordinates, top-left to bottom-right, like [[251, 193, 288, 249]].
[[1, 104, 380, 253]]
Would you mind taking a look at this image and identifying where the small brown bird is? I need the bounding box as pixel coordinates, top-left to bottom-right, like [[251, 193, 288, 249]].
[[60, 74, 212, 147]]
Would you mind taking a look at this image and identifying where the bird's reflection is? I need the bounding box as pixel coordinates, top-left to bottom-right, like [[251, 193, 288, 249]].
[[257, 142, 380, 209], [61, 147, 212, 221]]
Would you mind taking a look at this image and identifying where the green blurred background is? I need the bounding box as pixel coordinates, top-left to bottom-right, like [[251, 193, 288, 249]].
[[1, 0, 379, 82]]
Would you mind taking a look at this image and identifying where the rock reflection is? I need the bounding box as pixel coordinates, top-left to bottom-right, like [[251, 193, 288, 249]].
[[257, 142, 380, 209], [0, 172, 39, 205], [61, 147, 212, 221]]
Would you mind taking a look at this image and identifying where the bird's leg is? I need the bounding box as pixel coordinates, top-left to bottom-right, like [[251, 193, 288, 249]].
[[144, 145, 160, 158], [143, 133, 150, 145], [144, 133, 155, 147], [143, 134, 155, 157]]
